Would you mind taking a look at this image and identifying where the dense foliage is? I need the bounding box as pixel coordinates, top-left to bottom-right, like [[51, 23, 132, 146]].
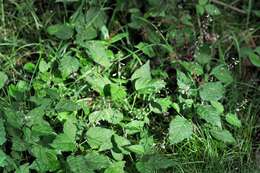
[[0, 0, 259, 172]]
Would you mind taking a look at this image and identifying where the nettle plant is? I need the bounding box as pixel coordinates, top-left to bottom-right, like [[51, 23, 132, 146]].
[[1, 0, 257, 172]]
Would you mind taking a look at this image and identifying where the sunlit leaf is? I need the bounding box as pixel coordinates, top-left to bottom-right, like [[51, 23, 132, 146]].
[[169, 116, 193, 144], [199, 82, 224, 101]]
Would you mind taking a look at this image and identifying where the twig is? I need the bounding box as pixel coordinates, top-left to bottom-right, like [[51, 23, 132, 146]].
[[211, 0, 246, 14], [230, 0, 241, 6]]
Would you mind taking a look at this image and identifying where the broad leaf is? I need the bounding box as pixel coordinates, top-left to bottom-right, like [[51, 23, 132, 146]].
[[135, 42, 155, 57], [177, 70, 193, 93], [51, 118, 77, 151], [0, 149, 7, 167], [86, 127, 114, 151], [211, 65, 233, 84], [30, 146, 60, 172], [15, 163, 30, 173], [39, 60, 50, 73], [110, 84, 127, 102], [47, 24, 74, 40], [169, 116, 193, 144], [104, 161, 125, 173], [67, 155, 94, 173], [85, 41, 111, 68], [210, 129, 236, 144], [205, 4, 221, 16], [4, 109, 23, 128], [32, 120, 54, 137], [126, 145, 145, 155], [67, 152, 111, 173], [199, 82, 224, 101], [180, 61, 204, 76], [136, 154, 175, 173], [248, 52, 260, 67], [59, 55, 80, 78], [210, 101, 224, 113], [195, 44, 211, 65], [124, 121, 145, 135], [225, 113, 241, 128], [76, 25, 97, 44], [89, 108, 123, 124], [86, 73, 111, 95], [131, 61, 151, 81], [197, 105, 222, 127]]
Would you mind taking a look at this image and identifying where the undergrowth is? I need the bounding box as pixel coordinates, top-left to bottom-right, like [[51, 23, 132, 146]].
[[0, 0, 260, 172]]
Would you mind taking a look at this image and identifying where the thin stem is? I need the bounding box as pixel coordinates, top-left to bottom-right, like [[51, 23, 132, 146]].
[[211, 0, 246, 14], [246, 0, 252, 28], [1, 0, 6, 40]]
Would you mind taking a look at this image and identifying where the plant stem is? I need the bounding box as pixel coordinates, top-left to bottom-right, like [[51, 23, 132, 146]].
[[211, 0, 246, 14]]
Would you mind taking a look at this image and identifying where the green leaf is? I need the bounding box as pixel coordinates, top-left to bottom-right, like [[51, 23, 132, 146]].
[[89, 108, 123, 124], [199, 82, 225, 101], [67, 152, 111, 173], [210, 129, 236, 144], [126, 145, 145, 155], [67, 155, 94, 173], [31, 146, 60, 172], [210, 101, 224, 113], [135, 78, 165, 92], [51, 118, 77, 151], [135, 42, 155, 57], [11, 136, 28, 151], [0, 119, 6, 145], [109, 33, 128, 44], [0, 71, 8, 89], [59, 55, 80, 78], [76, 25, 97, 44], [85, 41, 111, 68], [169, 116, 193, 144], [47, 24, 74, 40], [0, 149, 7, 167], [199, 0, 208, 5], [86, 73, 111, 95], [248, 52, 260, 67], [4, 109, 23, 128], [110, 84, 127, 102], [131, 61, 151, 81], [136, 154, 175, 173], [150, 97, 172, 113], [177, 70, 193, 92], [39, 59, 50, 73], [225, 113, 241, 128], [196, 5, 205, 15], [55, 100, 79, 112], [211, 65, 233, 84], [32, 120, 54, 136], [23, 62, 36, 73], [15, 163, 30, 173], [131, 61, 165, 92], [180, 61, 204, 76], [124, 120, 145, 135], [195, 45, 211, 65], [205, 4, 221, 15], [86, 127, 114, 151], [197, 105, 222, 127], [113, 134, 131, 154], [85, 152, 111, 169], [104, 161, 125, 173]]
